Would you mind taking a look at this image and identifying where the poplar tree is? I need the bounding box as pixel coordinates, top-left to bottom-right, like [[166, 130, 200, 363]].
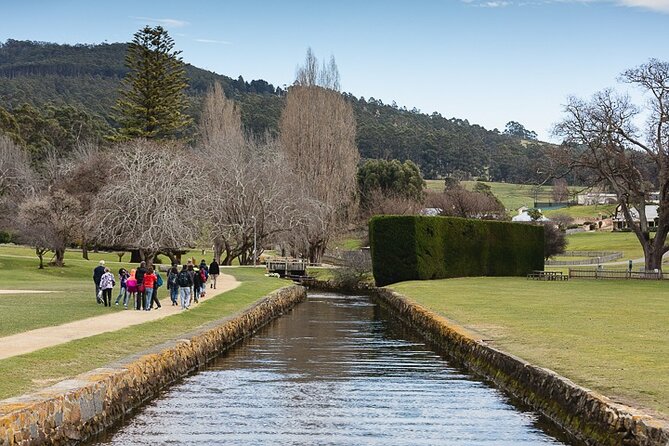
[[114, 26, 192, 140]]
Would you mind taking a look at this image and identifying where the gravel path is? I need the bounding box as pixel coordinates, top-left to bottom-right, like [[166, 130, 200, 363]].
[[0, 273, 240, 360]]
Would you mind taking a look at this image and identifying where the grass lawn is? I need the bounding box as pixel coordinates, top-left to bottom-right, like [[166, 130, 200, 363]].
[[0, 244, 289, 398], [390, 277, 669, 417], [565, 231, 646, 260]]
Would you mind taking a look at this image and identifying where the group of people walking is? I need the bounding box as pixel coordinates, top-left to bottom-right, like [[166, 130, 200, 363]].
[[93, 258, 221, 311]]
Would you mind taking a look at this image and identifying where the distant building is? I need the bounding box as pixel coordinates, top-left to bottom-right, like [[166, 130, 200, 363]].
[[576, 193, 618, 206], [420, 208, 442, 216], [511, 206, 549, 222], [612, 204, 659, 231]]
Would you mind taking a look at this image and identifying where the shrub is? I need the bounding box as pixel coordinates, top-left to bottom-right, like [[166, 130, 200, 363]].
[[369, 215, 544, 286], [0, 231, 12, 243]]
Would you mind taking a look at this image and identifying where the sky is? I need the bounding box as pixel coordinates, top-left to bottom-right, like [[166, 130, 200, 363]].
[[2, 0, 669, 141]]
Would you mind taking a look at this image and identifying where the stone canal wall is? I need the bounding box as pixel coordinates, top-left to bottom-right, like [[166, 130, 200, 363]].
[[0, 285, 306, 446], [370, 287, 669, 446]]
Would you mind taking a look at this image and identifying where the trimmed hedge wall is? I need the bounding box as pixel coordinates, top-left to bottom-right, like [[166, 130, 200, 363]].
[[369, 215, 544, 286]]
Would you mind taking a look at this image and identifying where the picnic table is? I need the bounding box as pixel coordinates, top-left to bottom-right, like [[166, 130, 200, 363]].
[[527, 270, 569, 281]]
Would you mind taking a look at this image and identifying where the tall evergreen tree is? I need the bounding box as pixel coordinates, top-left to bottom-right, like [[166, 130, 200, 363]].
[[113, 26, 192, 140]]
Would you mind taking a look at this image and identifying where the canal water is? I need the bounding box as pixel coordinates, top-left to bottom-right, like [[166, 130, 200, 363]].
[[93, 293, 574, 445]]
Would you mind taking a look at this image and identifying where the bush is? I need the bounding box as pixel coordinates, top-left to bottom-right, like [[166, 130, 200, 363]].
[[369, 215, 544, 286], [0, 231, 12, 243], [331, 250, 373, 291]]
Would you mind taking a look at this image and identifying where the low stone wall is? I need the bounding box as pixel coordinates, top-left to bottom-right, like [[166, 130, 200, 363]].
[[0, 285, 306, 446], [370, 287, 669, 446]]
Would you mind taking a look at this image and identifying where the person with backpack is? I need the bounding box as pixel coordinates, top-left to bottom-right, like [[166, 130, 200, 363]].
[[192, 265, 202, 303], [167, 265, 179, 306], [209, 258, 220, 289], [99, 267, 116, 307], [198, 260, 208, 298], [150, 269, 163, 310], [135, 261, 147, 310], [177, 264, 193, 310]]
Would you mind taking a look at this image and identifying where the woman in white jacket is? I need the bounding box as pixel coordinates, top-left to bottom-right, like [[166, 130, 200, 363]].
[[99, 267, 115, 307]]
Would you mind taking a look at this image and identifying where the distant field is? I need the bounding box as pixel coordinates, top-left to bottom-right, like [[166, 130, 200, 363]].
[[544, 204, 616, 219], [425, 180, 581, 211]]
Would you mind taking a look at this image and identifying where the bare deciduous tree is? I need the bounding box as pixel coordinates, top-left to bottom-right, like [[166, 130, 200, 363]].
[[0, 135, 35, 232], [551, 178, 569, 203], [554, 59, 669, 271], [361, 189, 424, 218], [17, 190, 81, 267], [426, 188, 506, 220], [199, 84, 304, 264], [280, 49, 358, 262], [88, 139, 201, 266]]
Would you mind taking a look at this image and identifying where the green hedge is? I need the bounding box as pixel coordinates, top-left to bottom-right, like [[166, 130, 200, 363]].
[[369, 215, 544, 286]]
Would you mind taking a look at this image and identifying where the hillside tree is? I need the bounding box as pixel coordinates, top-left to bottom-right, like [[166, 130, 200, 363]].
[[554, 59, 669, 271], [280, 49, 358, 262], [114, 26, 192, 140], [357, 159, 425, 207]]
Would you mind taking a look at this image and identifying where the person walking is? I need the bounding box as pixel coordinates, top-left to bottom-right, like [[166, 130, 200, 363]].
[[167, 265, 179, 306], [126, 269, 138, 310], [177, 265, 193, 310], [93, 260, 106, 304], [142, 266, 157, 311], [150, 269, 163, 309], [198, 259, 209, 297], [114, 268, 129, 307], [192, 264, 202, 303], [135, 261, 147, 310], [208, 258, 220, 289], [99, 267, 115, 307]]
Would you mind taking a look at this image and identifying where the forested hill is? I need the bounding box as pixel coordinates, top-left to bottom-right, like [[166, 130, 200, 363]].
[[0, 39, 550, 182]]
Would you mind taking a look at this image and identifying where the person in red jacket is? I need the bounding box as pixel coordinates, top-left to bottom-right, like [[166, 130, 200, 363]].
[[143, 267, 157, 311]]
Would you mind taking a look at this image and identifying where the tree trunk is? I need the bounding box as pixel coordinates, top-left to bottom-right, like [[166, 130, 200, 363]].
[[213, 240, 223, 264], [308, 240, 326, 264], [130, 249, 142, 263], [36, 248, 45, 269], [82, 243, 89, 260], [53, 247, 65, 267]]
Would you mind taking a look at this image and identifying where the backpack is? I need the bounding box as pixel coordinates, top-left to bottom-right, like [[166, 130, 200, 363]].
[[177, 270, 191, 287], [156, 273, 163, 287], [167, 271, 177, 288], [200, 268, 208, 282]]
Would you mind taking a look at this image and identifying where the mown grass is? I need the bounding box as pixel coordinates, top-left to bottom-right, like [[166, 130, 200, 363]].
[[0, 248, 132, 336], [565, 231, 645, 260], [0, 266, 287, 399], [390, 277, 669, 417]]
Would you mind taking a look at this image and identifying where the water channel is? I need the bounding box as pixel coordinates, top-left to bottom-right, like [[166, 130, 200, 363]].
[[92, 293, 575, 445]]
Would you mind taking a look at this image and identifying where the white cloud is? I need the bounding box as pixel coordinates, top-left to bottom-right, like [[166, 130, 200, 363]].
[[463, 0, 669, 12], [195, 38, 232, 44], [131, 16, 190, 28], [617, 0, 669, 12]]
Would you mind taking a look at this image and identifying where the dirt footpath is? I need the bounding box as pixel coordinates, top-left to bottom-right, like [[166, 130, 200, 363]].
[[0, 273, 240, 360]]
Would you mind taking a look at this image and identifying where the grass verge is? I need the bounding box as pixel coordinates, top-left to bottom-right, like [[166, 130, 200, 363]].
[[0, 267, 287, 399], [390, 277, 669, 418]]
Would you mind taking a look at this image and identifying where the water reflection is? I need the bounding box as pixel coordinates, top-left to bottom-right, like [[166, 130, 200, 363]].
[[93, 293, 572, 445]]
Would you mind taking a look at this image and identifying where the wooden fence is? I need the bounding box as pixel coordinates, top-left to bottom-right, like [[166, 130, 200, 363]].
[[546, 251, 622, 266], [568, 268, 666, 280]]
